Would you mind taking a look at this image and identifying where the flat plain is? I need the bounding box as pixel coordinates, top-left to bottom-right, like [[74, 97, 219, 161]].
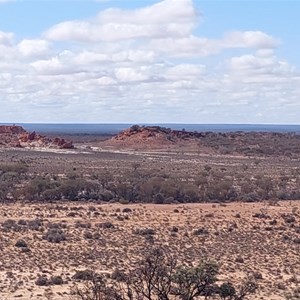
[[0, 129, 300, 299], [0, 201, 299, 299]]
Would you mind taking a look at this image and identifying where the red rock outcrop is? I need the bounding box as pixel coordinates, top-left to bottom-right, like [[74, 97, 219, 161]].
[[104, 125, 204, 150], [105, 125, 300, 156], [0, 125, 26, 135], [0, 125, 74, 150]]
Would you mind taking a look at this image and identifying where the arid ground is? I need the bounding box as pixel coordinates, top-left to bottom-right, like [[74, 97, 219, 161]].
[[0, 128, 300, 299], [0, 201, 299, 299]]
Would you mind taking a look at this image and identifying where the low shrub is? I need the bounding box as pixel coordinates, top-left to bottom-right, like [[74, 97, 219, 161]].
[[15, 239, 28, 248], [43, 228, 66, 243]]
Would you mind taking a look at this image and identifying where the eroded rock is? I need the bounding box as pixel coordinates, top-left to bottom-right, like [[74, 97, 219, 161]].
[[0, 125, 74, 150]]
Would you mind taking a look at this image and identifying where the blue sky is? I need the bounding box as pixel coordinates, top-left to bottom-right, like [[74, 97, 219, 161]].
[[0, 0, 299, 124]]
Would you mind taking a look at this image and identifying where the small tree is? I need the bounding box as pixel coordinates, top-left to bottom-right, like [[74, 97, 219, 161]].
[[71, 247, 258, 300], [219, 282, 236, 300], [71, 272, 121, 300], [235, 277, 258, 300], [126, 247, 177, 300], [172, 261, 219, 300]]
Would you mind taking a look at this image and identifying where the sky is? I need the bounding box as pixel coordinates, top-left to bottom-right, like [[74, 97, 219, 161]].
[[0, 0, 299, 124]]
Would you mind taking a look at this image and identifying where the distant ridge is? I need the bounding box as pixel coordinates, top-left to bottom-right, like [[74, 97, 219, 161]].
[[103, 125, 300, 156]]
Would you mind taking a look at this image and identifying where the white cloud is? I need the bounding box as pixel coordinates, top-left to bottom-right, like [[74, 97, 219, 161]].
[[0, 30, 14, 45], [95, 76, 117, 85], [212, 51, 300, 123], [30, 56, 82, 75], [115, 67, 148, 82], [73, 51, 110, 65], [18, 39, 51, 58], [72, 49, 156, 65], [148, 31, 278, 58], [0, 0, 299, 123], [44, 0, 197, 42], [113, 50, 156, 63], [0, 72, 12, 87], [224, 31, 279, 49], [228, 53, 295, 78], [165, 64, 205, 80]]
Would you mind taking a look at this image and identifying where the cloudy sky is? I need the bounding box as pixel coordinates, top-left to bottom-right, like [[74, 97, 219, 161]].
[[0, 0, 299, 124]]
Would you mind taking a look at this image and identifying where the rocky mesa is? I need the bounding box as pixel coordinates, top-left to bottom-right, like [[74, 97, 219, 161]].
[[0, 125, 74, 149]]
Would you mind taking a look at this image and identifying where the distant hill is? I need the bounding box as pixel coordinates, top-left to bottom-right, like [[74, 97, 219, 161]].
[[0, 125, 74, 149], [104, 125, 300, 156], [104, 125, 204, 150]]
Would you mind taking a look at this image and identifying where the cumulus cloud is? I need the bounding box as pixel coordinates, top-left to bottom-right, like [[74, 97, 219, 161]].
[[224, 31, 279, 49], [44, 0, 197, 42], [18, 39, 51, 58], [228, 52, 295, 78], [214, 50, 300, 123], [148, 31, 278, 58], [30, 50, 87, 75], [0, 0, 299, 123], [115, 67, 149, 82], [0, 30, 14, 45], [165, 64, 205, 80]]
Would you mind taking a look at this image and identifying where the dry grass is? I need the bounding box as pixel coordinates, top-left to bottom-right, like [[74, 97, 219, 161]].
[[0, 201, 299, 299], [1, 135, 300, 299]]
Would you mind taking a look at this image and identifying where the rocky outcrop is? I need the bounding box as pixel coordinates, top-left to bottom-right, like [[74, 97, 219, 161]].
[[113, 125, 199, 141], [105, 125, 300, 156], [0, 125, 74, 150], [53, 137, 74, 149], [105, 125, 204, 150], [0, 125, 26, 135]]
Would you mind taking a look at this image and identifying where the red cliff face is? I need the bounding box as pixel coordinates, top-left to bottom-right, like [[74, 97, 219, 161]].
[[0, 125, 74, 150]]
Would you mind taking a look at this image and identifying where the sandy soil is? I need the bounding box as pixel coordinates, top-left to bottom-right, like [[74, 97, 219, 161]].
[[1, 132, 300, 300], [0, 201, 299, 299]]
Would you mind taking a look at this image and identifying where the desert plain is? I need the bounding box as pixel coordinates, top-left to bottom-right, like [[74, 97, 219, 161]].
[[0, 126, 299, 300]]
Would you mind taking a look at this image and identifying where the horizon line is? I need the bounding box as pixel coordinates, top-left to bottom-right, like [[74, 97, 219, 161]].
[[2, 122, 300, 126]]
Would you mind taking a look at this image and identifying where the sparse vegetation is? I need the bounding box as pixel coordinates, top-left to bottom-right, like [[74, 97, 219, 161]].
[[2, 159, 300, 204], [71, 247, 258, 300], [0, 129, 299, 299]]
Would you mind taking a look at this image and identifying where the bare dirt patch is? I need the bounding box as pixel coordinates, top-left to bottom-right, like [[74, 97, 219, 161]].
[[0, 201, 299, 299]]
